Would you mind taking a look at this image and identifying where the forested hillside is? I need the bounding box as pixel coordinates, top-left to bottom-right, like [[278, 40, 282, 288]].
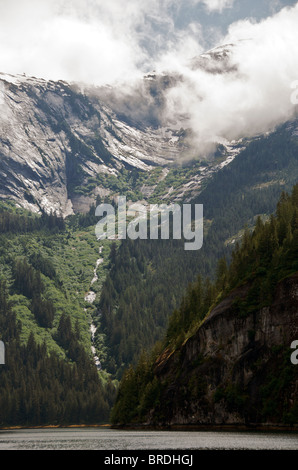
[[111, 184, 298, 427], [95, 121, 298, 379], [0, 203, 116, 426], [1, 120, 298, 427]]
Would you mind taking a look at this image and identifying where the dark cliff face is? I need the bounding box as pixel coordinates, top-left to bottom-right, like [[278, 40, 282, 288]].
[[149, 273, 298, 426]]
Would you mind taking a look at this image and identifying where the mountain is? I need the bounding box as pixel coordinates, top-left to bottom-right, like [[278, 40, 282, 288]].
[[0, 41, 298, 428], [0, 72, 179, 215], [189, 43, 239, 74], [110, 185, 298, 427], [0, 69, 243, 217], [0, 39, 295, 218], [111, 271, 298, 427]]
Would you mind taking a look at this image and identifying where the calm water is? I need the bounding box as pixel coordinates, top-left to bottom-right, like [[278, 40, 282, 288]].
[[0, 427, 297, 450]]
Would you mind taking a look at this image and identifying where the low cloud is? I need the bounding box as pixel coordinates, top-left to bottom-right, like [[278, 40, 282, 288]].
[[0, 0, 148, 85], [0, 0, 233, 85], [155, 3, 298, 156], [0, 0, 297, 158]]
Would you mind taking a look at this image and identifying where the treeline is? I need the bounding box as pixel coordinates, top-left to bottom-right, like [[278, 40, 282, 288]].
[[0, 280, 115, 427], [13, 258, 56, 328], [110, 184, 298, 425], [196, 125, 298, 250], [0, 207, 65, 234], [221, 186, 298, 314]]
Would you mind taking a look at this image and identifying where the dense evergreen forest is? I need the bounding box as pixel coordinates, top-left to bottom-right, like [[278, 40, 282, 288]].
[[0, 280, 112, 425], [111, 184, 298, 426], [95, 122, 298, 379], [97, 239, 201, 379], [0, 203, 116, 427]]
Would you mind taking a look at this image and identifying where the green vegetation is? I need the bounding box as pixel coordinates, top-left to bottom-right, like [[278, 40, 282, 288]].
[[0, 214, 103, 352], [96, 123, 298, 383], [110, 184, 298, 425], [0, 280, 113, 426], [0, 204, 116, 426], [1, 121, 298, 427], [73, 160, 211, 203], [95, 238, 201, 379]]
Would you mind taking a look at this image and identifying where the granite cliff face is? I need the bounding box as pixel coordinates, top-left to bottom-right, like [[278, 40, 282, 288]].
[[0, 71, 245, 217], [0, 73, 185, 217], [149, 273, 298, 427]]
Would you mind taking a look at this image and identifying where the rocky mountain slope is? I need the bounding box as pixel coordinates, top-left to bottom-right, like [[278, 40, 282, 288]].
[[0, 72, 179, 216], [0, 43, 247, 218]]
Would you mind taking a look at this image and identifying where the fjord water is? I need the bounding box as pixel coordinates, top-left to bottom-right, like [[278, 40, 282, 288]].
[[0, 427, 297, 450]]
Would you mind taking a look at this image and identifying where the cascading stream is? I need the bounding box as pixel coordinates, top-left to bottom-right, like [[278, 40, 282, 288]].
[[84, 246, 104, 369]]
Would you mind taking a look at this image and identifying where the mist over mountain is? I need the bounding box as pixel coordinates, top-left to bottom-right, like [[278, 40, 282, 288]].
[[2, 40, 263, 216], [1, 1, 297, 154], [1, 13, 298, 215], [87, 1, 298, 157]]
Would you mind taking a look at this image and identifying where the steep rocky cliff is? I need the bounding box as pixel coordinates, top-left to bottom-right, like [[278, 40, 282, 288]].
[[0, 73, 184, 217], [146, 274, 298, 427], [0, 71, 245, 217]]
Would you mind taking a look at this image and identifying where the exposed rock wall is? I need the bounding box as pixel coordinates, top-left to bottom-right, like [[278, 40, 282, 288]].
[[0, 74, 179, 216], [149, 274, 298, 426], [0, 73, 244, 217]]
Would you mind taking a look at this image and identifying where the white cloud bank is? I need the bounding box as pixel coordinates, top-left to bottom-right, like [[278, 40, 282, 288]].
[[0, 0, 146, 84], [158, 2, 298, 155], [0, 0, 234, 85]]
